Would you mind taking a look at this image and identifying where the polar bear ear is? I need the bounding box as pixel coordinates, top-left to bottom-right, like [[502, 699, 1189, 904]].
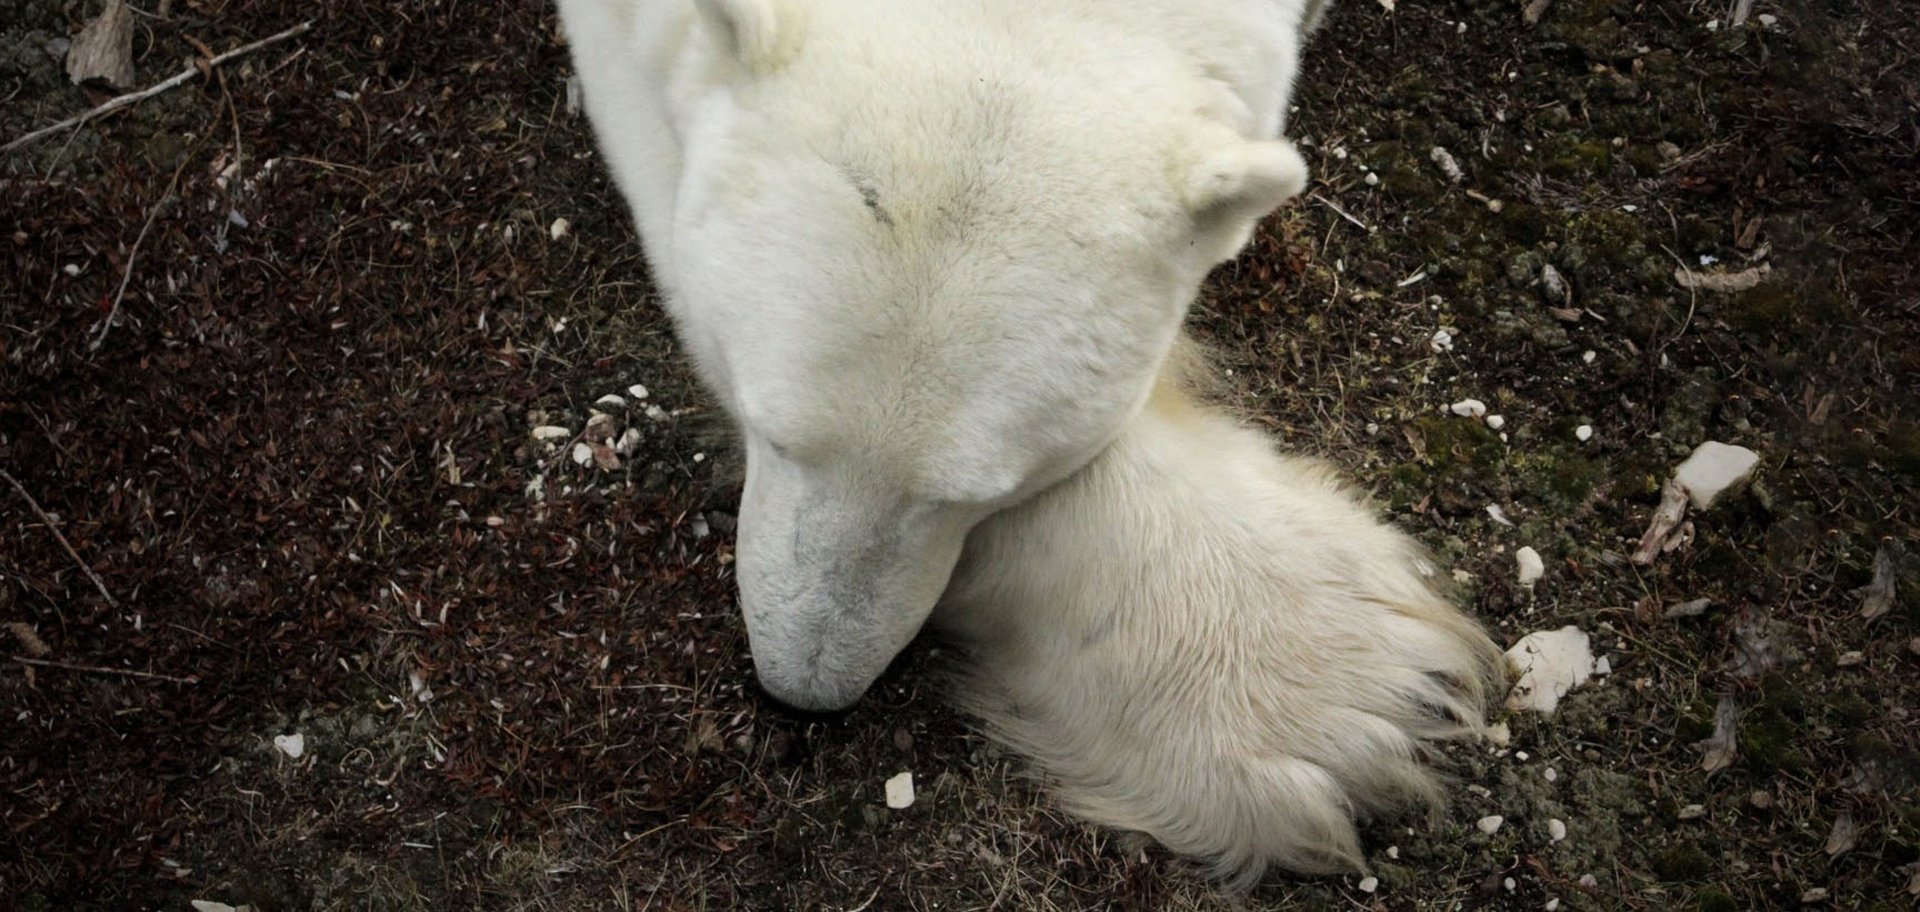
[[694, 0, 797, 74], [1184, 139, 1310, 228]]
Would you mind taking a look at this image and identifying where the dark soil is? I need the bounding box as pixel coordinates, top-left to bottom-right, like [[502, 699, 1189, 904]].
[[3, 1, 1916, 909]]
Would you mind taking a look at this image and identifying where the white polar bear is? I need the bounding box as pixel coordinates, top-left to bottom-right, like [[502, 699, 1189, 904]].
[[560, 0, 1499, 881]]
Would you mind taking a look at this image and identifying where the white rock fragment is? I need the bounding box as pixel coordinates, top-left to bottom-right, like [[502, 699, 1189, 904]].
[[549, 217, 570, 240], [884, 771, 915, 809], [1504, 877, 1517, 892], [626, 383, 650, 400], [571, 442, 593, 466], [1357, 876, 1379, 893], [1504, 626, 1595, 714], [614, 427, 643, 456], [1679, 803, 1706, 820], [644, 404, 668, 421], [1673, 441, 1760, 509], [1758, 13, 1777, 26], [1477, 815, 1505, 835], [1486, 504, 1515, 527], [1365, 171, 1380, 186], [1548, 818, 1567, 842], [1431, 328, 1455, 352], [1594, 655, 1612, 675], [1485, 721, 1512, 746], [1544, 766, 1558, 782], [1582, 349, 1596, 364], [531, 425, 572, 442], [594, 394, 626, 411], [191, 902, 240, 912], [272, 733, 305, 759], [1516, 546, 1545, 586], [1486, 414, 1506, 430], [1386, 846, 1400, 859], [1450, 398, 1488, 418], [1546, 899, 1561, 911], [1575, 424, 1594, 442], [1578, 874, 1598, 888], [1430, 146, 1466, 183]]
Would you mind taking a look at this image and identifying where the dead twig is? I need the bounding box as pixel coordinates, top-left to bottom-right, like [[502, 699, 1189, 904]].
[[14, 656, 198, 685], [1309, 192, 1373, 233], [1, 468, 118, 607], [2, 20, 312, 154]]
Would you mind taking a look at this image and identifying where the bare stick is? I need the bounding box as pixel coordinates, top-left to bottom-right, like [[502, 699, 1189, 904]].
[[94, 186, 166, 349], [15, 656, 198, 685], [3, 20, 312, 154], [1309, 192, 1373, 233], [94, 155, 189, 350], [1, 468, 119, 607]]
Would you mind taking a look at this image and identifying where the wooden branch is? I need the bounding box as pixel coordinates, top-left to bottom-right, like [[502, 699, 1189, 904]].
[[3, 20, 312, 155], [1, 468, 118, 607], [14, 656, 199, 685]]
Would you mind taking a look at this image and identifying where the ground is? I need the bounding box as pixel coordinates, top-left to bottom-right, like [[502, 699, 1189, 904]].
[[2, 0, 1917, 909]]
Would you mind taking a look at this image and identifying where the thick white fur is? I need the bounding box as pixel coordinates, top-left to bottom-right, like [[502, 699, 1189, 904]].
[[561, 0, 1503, 882], [559, 0, 1323, 711], [935, 357, 1502, 885]]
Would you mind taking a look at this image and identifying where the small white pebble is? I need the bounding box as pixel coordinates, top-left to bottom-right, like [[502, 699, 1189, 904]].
[[1365, 422, 1380, 435], [272, 733, 305, 759], [1387, 846, 1400, 859], [1431, 328, 1455, 352], [1546, 899, 1561, 911], [1757, 13, 1777, 26], [1594, 655, 1612, 675], [1504, 877, 1517, 892], [1364, 171, 1380, 186], [1333, 146, 1349, 160], [1516, 546, 1545, 586], [1450, 398, 1488, 418], [1800, 888, 1828, 903], [571, 442, 593, 466], [1679, 804, 1706, 819], [530, 425, 572, 441], [1578, 874, 1598, 888], [1516, 751, 1530, 761], [1485, 722, 1511, 746], [1544, 767, 1558, 782], [1357, 876, 1379, 893], [1575, 424, 1594, 442], [549, 217, 570, 240], [1549, 818, 1567, 842], [63, 263, 81, 276], [1582, 350, 1596, 364], [626, 383, 650, 400], [1486, 414, 1506, 430], [884, 771, 915, 809], [692, 452, 706, 463], [644, 404, 668, 421], [1837, 650, 1864, 666], [1477, 815, 1504, 835], [594, 394, 626, 411]]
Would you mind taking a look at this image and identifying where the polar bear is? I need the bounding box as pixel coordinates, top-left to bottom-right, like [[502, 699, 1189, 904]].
[[560, 0, 1499, 881], [559, 0, 1321, 711]]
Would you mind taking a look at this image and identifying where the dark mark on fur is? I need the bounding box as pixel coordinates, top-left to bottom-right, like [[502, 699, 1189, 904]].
[[858, 182, 893, 227]]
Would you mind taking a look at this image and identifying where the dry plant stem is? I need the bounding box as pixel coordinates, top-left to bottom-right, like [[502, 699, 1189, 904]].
[[1310, 191, 1373, 232], [1, 20, 312, 154], [15, 656, 198, 685], [1, 469, 118, 607]]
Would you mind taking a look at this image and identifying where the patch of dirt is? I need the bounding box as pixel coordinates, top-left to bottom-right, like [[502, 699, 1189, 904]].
[[2, 1, 1915, 910]]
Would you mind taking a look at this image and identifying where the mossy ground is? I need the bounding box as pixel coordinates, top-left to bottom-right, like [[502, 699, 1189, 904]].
[[3, 0, 1916, 909]]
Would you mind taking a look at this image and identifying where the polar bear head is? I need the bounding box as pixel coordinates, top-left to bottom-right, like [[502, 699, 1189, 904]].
[[655, 0, 1309, 710]]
